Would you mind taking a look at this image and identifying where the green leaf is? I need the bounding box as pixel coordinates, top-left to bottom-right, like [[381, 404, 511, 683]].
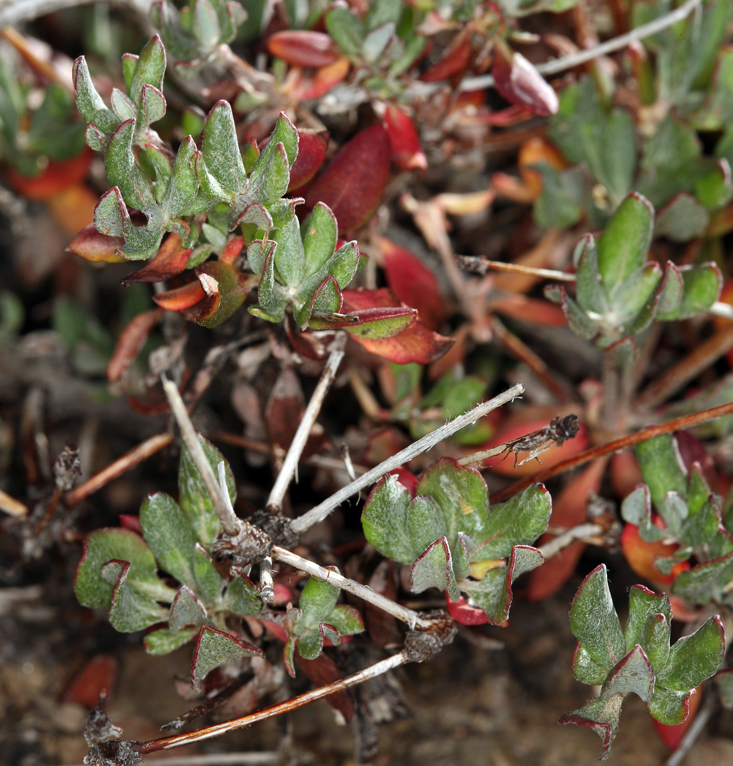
[[178, 432, 236, 545], [442, 377, 486, 420], [105, 119, 155, 209], [140, 492, 198, 587], [251, 111, 298, 175], [129, 35, 166, 107], [600, 646, 654, 702], [324, 604, 364, 637], [648, 685, 691, 726], [162, 135, 200, 217], [362, 474, 414, 564], [72, 56, 119, 133], [694, 160, 733, 211], [300, 577, 340, 628], [341, 306, 416, 339], [105, 560, 169, 632], [574, 235, 608, 314], [193, 543, 223, 603], [145, 627, 198, 655], [169, 585, 207, 633], [272, 216, 306, 288], [672, 552, 733, 604], [415, 459, 489, 552], [572, 644, 610, 685], [610, 263, 662, 324], [654, 193, 710, 242], [75, 528, 174, 609], [657, 616, 725, 691], [255, 244, 287, 321], [596, 193, 654, 292], [636, 435, 688, 510], [469, 484, 552, 562], [569, 564, 625, 671], [641, 613, 671, 675], [680, 497, 720, 547], [659, 263, 722, 320], [533, 164, 587, 229], [201, 101, 247, 197], [191, 626, 262, 690], [404, 495, 444, 556], [410, 536, 459, 600], [194, 0, 222, 53], [362, 23, 394, 64], [224, 573, 262, 616], [559, 694, 622, 761], [302, 203, 338, 275], [246, 141, 290, 208], [364, 0, 402, 32], [325, 7, 364, 56], [625, 585, 672, 654], [137, 84, 166, 130], [657, 262, 684, 317]]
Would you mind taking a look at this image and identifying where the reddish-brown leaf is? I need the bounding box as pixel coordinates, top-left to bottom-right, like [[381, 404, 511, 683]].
[[63, 655, 118, 708], [292, 57, 351, 101], [219, 236, 245, 266], [304, 125, 391, 232], [265, 366, 304, 451], [295, 652, 355, 722], [445, 594, 489, 626], [68, 224, 126, 263], [122, 234, 192, 283], [7, 147, 93, 200], [289, 130, 329, 191], [492, 40, 558, 117], [153, 279, 206, 311], [621, 523, 690, 585], [383, 106, 427, 172], [525, 458, 606, 602], [379, 237, 445, 330], [106, 308, 164, 382], [421, 28, 471, 82], [267, 30, 340, 68], [342, 288, 454, 364]]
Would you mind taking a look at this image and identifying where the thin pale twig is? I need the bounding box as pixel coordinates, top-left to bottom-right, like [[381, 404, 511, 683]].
[[0, 488, 29, 517], [271, 546, 431, 630], [456, 256, 576, 282], [64, 432, 173, 506], [266, 335, 346, 512], [492, 400, 733, 502], [136, 652, 410, 754], [538, 523, 605, 560], [162, 377, 240, 537], [290, 384, 524, 535]]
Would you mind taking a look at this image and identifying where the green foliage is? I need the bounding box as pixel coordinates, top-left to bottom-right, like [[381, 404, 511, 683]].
[[74, 433, 262, 689], [561, 565, 725, 760], [545, 193, 722, 349], [620, 433, 733, 600], [361, 460, 551, 623], [283, 576, 364, 675]]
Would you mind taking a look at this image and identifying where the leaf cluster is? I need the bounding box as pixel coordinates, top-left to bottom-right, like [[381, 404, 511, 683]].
[[561, 564, 725, 759], [361, 459, 551, 623]]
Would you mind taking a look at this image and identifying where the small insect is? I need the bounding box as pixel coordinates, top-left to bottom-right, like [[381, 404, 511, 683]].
[[500, 414, 580, 467]]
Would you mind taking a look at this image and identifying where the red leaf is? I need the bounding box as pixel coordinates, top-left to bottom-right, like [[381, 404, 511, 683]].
[[7, 147, 93, 200], [383, 106, 427, 172], [525, 458, 606, 602], [304, 125, 391, 232], [68, 224, 127, 264], [289, 130, 328, 191], [445, 593, 489, 626], [63, 655, 118, 708], [295, 652, 355, 722], [106, 308, 164, 382], [620, 523, 689, 584], [122, 233, 192, 283], [267, 30, 340, 68], [421, 28, 471, 82], [379, 237, 445, 330], [220, 236, 245, 265], [341, 288, 454, 364], [492, 40, 558, 117], [153, 279, 205, 311]]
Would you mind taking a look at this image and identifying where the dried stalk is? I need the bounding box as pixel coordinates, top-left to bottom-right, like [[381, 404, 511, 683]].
[[0, 488, 29, 517], [456, 256, 576, 282], [64, 432, 173, 506], [492, 400, 733, 502], [660, 692, 715, 766], [266, 335, 346, 512], [137, 652, 410, 754], [0, 0, 152, 26], [271, 546, 431, 630], [162, 377, 240, 537], [538, 523, 605, 560], [290, 384, 524, 535]]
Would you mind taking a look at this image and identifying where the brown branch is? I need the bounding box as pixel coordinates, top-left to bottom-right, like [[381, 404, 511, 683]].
[[634, 324, 733, 411], [491, 400, 733, 502], [210, 432, 272, 455], [64, 432, 173, 506]]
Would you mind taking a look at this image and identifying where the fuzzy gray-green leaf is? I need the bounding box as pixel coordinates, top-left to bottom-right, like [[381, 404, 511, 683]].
[[302, 203, 338, 275], [362, 474, 414, 564]]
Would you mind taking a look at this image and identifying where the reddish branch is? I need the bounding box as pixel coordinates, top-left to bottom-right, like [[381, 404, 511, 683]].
[[492, 401, 733, 502]]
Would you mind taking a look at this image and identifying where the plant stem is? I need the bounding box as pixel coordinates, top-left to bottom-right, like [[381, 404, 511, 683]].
[[290, 384, 524, 535], [162, 377, 240, 537], [136, 652, 410, 753], [455, 0, 704, 91], [0, 0, 153, 26], [538, 523, 605, 560], [266, 335, 346, 512], [661, 692, 715, 766], [456, 256, 577, 282], [0, 488, 29, 517], [64, 432, 173, 506], [271, 546, 431, 630], [491, 400, 733, 502]]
